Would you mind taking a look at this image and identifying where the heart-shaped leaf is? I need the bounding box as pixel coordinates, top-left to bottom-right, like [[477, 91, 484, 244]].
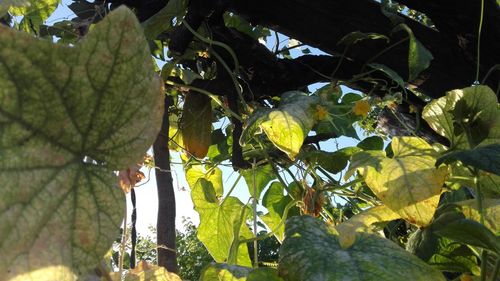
[[348, 137, 447, 226], [240, 91, 318, 160], [0, 7, 163, 280], [279, 216, 445, 281], [188, 167, 253, 266], [422, 86, 499, 149]]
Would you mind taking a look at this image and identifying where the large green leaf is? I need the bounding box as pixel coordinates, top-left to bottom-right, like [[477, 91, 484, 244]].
[[348, 137, 447, 226], [200, 263, 283, 281], [437, 144, 500, 176], [279, 216, 445, 281], [241, 164, 275, 200], [407, 228, 480, 275], [189, 167, 253, 266], [433, 217, 500, 253], [0, 7, 162, 280], [422, 86, 499, 149], [240, 91, 318, 160]]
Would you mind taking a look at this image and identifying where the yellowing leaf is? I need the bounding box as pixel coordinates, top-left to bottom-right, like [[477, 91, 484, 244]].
[[352, 100, 371, 118], [349, 137, 447, 226], [124, 261, 182, 281], [335, 205, 400, 248], [241, 92, 318, 160], [457, 199, 499, 234], [0, 7, 162, 279]]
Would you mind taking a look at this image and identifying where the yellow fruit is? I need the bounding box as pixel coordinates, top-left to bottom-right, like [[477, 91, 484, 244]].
[[180, 92, 212, 158]]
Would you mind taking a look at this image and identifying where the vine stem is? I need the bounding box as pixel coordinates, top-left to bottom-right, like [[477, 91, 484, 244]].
[[252, 158, 258, 268], [182, 20, 249, 112], [221, 173, 242, 205], [166, 81, 243, 122], [491, 257, 500, 281], [239, 200, 299, 244], [475, 0, 485, 82], [119, 194, 128, 277]]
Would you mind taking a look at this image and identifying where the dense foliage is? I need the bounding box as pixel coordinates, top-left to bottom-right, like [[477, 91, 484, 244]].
[[0, 1, 499, 281]]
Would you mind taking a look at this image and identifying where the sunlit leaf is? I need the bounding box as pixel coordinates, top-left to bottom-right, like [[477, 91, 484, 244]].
[[457, 199, 500, 234], [241, 91, 318, 160], [335, 205, 400, 248], [279, 216, 445, 281], [199, 263, 283, 281], [422, 85, 499, 149], [348, 137, 447, 226], [11, 0, 60, 33], [0, 7, 162, 280], [0, 0, 29, 15], [189, 167, 253, 266], [261, 182, 298, 242], [124, 261, 182, 281]]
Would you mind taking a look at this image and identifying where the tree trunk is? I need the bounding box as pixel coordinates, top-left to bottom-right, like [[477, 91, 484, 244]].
[[153, 96, 178, 272]]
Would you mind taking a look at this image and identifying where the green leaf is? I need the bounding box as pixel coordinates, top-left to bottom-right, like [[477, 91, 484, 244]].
[[392, 24, 434, 81], [261, 182, 297, 242], [190, 170, 253, 266], [422, 85, 499, 149], [407, 228, 480, 275], [437, 144, 500, 175], [185, 166, 223, 198], [357, 136, 385, 151], [200, 263, 283, 281], [348, 137, 447, 226], [241, 164, 275, 200], [13, 0, 60, 33], [302, 147, 361, 174], [0, 7, 162, 280], [407, 212, 483, 276], [0, 0, 29, 15], [200, 263, 251, 281], [452, 86, 499, 147], [433, 217, 500, 253], [141, 0, 188, 40], [247, 268, 283, 281], [279, 216, 445, 281], [241, 91, 318, 160]]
